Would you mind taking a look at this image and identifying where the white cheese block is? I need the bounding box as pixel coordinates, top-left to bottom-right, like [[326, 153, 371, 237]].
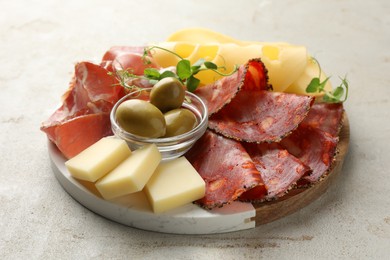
[[65, 137, 131, 182], [144, 157, 206, 213], [95, 144, 161, 200]]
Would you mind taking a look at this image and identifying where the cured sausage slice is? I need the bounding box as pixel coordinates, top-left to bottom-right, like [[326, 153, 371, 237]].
[[194, 66, 245, 115], [280, 125, 339, 185], [195, 59, 270, 115], [302, 102, 344, 137], [240, 143, 312, 201], [209, 90, 314, 143], [186, 130, 266, 209], [242, 59, 269, 91], [41, 62, 125, 158]]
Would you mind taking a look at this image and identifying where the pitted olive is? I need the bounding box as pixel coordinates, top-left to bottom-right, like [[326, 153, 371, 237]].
[[116, 99, 166, 138], [164, 108, 197, 137], [150, 77, 185, 112]]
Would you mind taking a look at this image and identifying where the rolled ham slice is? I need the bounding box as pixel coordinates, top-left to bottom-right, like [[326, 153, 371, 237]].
[[186, 130, 266, 209]]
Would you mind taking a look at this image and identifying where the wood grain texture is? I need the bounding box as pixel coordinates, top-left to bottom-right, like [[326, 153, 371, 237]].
[[253, 113, 350, 225]]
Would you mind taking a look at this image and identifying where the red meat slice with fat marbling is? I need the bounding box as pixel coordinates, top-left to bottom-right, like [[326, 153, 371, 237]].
[[208, 90, 314, 143], [240, 143, 312, 201], [280, 124, 339, 185], [186, 130, 267, 209], [41, 62, 125, 159]]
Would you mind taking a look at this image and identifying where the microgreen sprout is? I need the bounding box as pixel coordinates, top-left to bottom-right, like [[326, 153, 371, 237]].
[[143, 46, 238, 92], [305, 58, 349, 103]]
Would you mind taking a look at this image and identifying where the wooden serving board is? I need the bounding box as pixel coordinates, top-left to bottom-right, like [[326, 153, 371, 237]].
[[49, 114, 349, 234], [253, 113, 350, 225]]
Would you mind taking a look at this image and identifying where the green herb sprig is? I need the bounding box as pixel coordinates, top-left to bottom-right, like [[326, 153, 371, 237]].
[[142, 46, 238, 92], [305, 58, 349, 103], [107, 69, 142, 92]]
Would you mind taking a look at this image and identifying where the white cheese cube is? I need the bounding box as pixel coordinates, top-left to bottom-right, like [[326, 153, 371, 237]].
[[95, 144, 161, 200], [144, 157, 205, 213], [65, 137, 131, 182]]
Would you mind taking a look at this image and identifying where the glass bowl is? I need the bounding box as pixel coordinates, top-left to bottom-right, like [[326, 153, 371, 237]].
[[110, 88, 208, 160]]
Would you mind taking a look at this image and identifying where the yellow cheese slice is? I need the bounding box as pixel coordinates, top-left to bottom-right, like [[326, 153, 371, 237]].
[[285, 56, 333, 96], [151, 41, 307, 91], [144, 157, 205, 214], [95, 144, 161, 200], [65, 137, 131, 182]]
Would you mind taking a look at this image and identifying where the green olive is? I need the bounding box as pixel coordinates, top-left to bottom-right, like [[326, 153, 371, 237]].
[[150, 77, 185, 113], [164, 108, 198, 137], [116, 99, 166, 138]]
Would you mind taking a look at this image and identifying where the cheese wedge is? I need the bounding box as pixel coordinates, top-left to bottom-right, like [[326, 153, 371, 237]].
[[144, 157, 205, 213], [65, 137, 131, 182], [95, 144, 161, 200]]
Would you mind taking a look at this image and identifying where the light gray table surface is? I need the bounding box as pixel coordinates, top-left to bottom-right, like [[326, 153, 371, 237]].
[[1, 0, 389, 259]]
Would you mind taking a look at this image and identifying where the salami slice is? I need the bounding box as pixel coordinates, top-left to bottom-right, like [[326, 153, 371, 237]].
[[194, 65, 245, 115], [302, 102, 344, 137], [209, 90, 314, 143], [195, 59, 270, 115], [242, 59, 270, 91], [186, 130, 266, 209], [240, 143, 311, 201], [280, 125, 339, 185]]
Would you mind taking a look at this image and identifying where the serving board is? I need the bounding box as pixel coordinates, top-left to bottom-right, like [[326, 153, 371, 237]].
[[49, 114, 349, 234]]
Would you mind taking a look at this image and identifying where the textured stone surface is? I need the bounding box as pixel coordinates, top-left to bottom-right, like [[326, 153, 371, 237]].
[[1, 0, 389, 259]]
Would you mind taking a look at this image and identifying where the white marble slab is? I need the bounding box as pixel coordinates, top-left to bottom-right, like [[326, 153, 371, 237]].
[[49, 142, 256, 234]]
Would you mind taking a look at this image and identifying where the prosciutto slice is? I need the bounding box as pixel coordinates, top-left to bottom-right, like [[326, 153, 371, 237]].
[[280, 125, 339, 185], [209, 90, 314, 143], [41, 62, 125, 158], [240, 143, 312, 201], [101, 46, 159, 76], [186, 130, 266, 209]]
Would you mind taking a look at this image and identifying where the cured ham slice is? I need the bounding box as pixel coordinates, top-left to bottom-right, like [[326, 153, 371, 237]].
[[209, 90, 314, 143], [102, 46, 159, 75], [301, 102, 344, 137], [280, 125, 339, 185], [195, 59, 270, 115], [185, 130, 266, 209], [240, 143, 312, 201], [41, 62, 125, 158], [102, 46, 146, 61]]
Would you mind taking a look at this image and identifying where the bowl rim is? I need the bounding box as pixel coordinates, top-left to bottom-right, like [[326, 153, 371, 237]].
[[110, 87, 208, 144]]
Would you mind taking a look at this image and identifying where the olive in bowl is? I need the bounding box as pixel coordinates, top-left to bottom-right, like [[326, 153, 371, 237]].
[[115, 99, 166, 138], [110, 88, 208, 161], [150, 77, 185, 113]]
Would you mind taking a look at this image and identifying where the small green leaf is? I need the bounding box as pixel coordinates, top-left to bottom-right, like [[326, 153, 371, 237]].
[[159, 70, 177, 79], [332, 86, 344, 99], [186, 76, 200, 92], [204, 61, 218, 70], [306, 78, 321, 93], [191, 65, 201, 74], [144, 68, 161, 80], [176, 59, 192, 80]]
